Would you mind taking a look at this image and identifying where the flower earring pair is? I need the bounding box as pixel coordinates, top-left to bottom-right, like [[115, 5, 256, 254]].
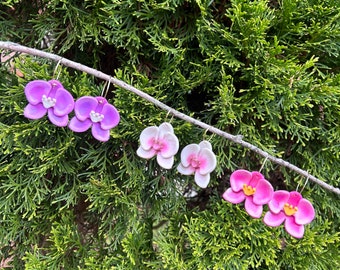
[[222, 169, 315, 238], [23, 79, 120, 142], [136, 122, 217, 188]]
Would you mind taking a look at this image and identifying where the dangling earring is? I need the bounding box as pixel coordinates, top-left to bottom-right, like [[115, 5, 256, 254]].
[[263, 175, 315, 238], [222, 169, 274, 218], [23, 59, 75, 127], [137, 121, 179, 170], [177, 129, 217, 189], [222, 156, 274, 218], [68, 77, 120, 142]]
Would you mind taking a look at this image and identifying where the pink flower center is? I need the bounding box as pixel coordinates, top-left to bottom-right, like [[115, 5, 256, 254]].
[[190, 157, 201, 169], [242, 184, 256, 196], [284, 203, 298, 216], [186, 154, 206, 171], [151, 138, 164, 152]]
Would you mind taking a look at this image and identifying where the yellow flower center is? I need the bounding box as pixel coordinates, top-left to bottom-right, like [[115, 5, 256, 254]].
[[283, 203, 298, 216], [243, 184, 256, 196]]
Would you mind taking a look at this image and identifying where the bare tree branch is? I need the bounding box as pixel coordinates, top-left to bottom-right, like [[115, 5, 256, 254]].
[[0, 41, 339, 195]]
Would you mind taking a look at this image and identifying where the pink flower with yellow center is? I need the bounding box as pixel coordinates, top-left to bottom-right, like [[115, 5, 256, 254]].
[[177, 140, 217, 188], [222, 169, 274, 218], [137, 122, 179, 169], [263, 191, 315, 238]]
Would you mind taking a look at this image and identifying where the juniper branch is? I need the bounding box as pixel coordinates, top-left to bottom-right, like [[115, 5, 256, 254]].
[[0, 41, 339, 195]]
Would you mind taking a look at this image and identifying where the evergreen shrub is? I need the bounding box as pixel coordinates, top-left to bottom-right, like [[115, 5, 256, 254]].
[[0, 0, 339, 269]]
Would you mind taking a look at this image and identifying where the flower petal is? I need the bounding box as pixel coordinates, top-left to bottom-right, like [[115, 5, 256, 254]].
[[248, 171, 265, 187], [139, 126, 159, 150], [92, 123, 110, 142], [177, 163, 195, 175], [230, 169, 252, 192], [268, 190, 290, 214], [295, 199, 315, 225], [53, 88, 74, 116], [263, 211, 286, 227], [199, 140, 212, 150], [157, 155, 174, 169], [24, 80, 51, 105], [48, 110, 69, 127], [74, 96, 98, 121], [245, 197, 263, 218], [287, 191, 303, 205], [24, 103, 47, 119], [159, 132, 179, 158], [222, 188, 246, 204], [69, 117, 92, 132], [197, 148, 216, 175], [284, 216, 305, 238], [48, 79, 63, 89], [137, 146, 157, 159], [180, 144, 200, 167], [158, 122, 174, 136], [253, 179, 274, 205], [195, 173, 210, 188], [100, 103, 120, 130]]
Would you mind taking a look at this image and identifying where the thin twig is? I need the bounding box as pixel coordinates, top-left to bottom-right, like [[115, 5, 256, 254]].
[[0, 41, 339, 195]]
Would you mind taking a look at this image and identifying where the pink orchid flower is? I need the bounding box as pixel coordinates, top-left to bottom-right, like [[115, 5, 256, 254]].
[[177, 140, 217, 188], [24, 80, 74, 127], [222, 170, 274, 218], [137, 122, 179, 169], [263, 191, 315, 238], [68, 96, 120, 142]]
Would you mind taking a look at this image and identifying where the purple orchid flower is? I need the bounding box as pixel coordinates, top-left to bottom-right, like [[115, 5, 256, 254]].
[[23, 80, 74, 127], [222, 170, 274, 218], [68, 96, 120, 142], [137, 122, 179, 169], [263, 190, 315, 238], [177, 140, 217, 188]]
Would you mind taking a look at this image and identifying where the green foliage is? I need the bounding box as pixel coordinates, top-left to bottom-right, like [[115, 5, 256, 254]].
[[1, 0, 340, 269]]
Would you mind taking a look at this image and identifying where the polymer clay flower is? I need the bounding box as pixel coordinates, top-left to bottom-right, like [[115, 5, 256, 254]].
[[263, 191, 315, 238], [68, 96, 120, 142], [177, 140, 217, 188], [24, 80, 74, 127], [222, 170, 274, 218], [137, 122, 179, 169]]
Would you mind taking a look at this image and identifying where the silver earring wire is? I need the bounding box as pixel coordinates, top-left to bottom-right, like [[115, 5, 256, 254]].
[[296, 182, 300, 192], [101, 77, 112, 97], [165, 110, 174, 123], [203, 127, 210, 140], [203, 127, 214, 142], [53, 58, 62, 80], [259, 155, 269, 173], [300, 174, 310, 194], [166, 110, 171, 120]]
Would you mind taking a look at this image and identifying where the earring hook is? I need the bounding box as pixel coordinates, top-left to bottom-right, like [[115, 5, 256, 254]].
[[53, 58, 63, 80], [299, 174, 310, 194], [165, 110, 174, 123], [101, 77, 112, 97], [259, 155, 269, 173], [203, 127, 210, 140], [203, 127, 215, 142]]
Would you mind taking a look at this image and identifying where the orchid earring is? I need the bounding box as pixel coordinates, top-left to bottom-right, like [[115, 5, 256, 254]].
[[23, 60, 75, 127], [137, 122, 179, 169], [222, 157, 274, 218], [177, 140, 217, 188], [68, 77, 120, 142], [222, 169, 274, 218], [263, 177, 315, 238]]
